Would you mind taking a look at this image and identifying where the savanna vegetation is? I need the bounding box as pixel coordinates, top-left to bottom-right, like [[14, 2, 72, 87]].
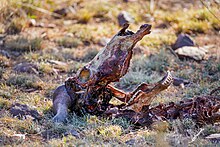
[[0, 0, 219, 146]]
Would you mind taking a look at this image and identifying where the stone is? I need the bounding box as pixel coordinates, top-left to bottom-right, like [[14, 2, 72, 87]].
[[64, 129, 80, 138], [10, 103, 41, 120], [125, 139, 135, 145], [0, 50, 11, 58], [117, 11, 135, 27], [29, 19, 37, 26], [175, 46, 208, 61], [172, 33, 195, 50], [13, 62, 38, 74], [173, 77, 190, 87]]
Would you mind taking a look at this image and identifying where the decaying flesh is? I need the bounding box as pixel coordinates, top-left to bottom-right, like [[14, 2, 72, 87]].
[[105, 94, 220, 126], [52, 24, 220, 126]]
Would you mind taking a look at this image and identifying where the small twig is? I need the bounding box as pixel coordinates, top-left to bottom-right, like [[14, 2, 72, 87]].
[[16, 2, 62, 18], [189, 128, 204, 144]]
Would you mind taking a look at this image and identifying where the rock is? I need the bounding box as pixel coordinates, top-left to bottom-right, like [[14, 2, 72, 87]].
[[53, 6, 76, 18], [172, 33, 195, 50], [175, 46, 208, 61], [53, 8, 68, 18], [0, 50, 11, 58], [98, 37, 110, 47], [117, 11, 135, 27], [29, 19, 37, 26], [173, 77, 190, 88], [10, 103, 41, 120], [13, 62, 38, 74], [125, 139, 135, 145], [64, 129, 80, 138]]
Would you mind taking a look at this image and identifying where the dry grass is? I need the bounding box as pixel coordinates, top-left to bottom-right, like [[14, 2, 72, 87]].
[[0, 0, 220, 146], [5, 37, 42, 52]]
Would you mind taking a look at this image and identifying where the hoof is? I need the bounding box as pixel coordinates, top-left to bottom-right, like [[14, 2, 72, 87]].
[[52, 114, 67, 123]]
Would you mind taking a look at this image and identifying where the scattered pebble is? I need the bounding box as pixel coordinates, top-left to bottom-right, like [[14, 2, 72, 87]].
[[175, 46, 208, 61], [10, 103, 41, 120], [172, 33, 195, 50], [13, 62, 39, 74]]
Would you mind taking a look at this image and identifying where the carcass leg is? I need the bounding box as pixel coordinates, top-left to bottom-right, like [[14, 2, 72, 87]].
[[108, 71, 172, 112], [52, 85, 73, 122]]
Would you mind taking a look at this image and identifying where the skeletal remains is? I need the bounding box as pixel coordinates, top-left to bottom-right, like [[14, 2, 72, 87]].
[[52, 24, 220, 126]]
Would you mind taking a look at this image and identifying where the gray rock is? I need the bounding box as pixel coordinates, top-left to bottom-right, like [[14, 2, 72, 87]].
[[172, 33, 195, 50], [175, 46, 208, 61], [0, 50, 11, 58], [13, 62, 38, 74], [10, 103, 41, 120], [117, 11, 134, 27], [64, 129, 80, 138], [125, 139, 135, 145], [173, 77, 190, 88]]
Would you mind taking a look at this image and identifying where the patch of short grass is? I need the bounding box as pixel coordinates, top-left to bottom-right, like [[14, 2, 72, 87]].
[[0, 55, 10, 67], [0, 116, 39, 134], [57, 37, 82, 48], [116, 50, 178, 90], [0, 67, 4, 79], [39, 62, 54, 75], [5, 37, 42, 53], [68, 24, 94, 43], [135, 49, 177, 73], [155, 8, 220, 34], [0, 98, 12, 109], [24, 48, 64, 62], [5, 17, 27, 34], [140, 31, 176, 48], [67, 22, 118, 43], [76, 9, 94, 23], [61, 47, 98, 62], [6, 74, 44, 89], [77, 1, 115, 22], [97, 125, 122, 139], [174, 20, 210, 34], [0, 84, 18, 99]]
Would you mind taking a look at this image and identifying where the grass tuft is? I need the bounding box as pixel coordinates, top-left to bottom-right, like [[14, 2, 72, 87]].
[[5, 17, 27, 34], [6, 74, 44, 89], [57, 37, 82, 48], [5, 37, 42, 53]]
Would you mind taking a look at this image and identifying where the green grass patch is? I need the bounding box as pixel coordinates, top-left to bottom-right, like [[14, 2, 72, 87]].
[[6, 74, 44, 89], [57, 37, 82, 48], [155, 8, 220, 34], [5, 37, 42, 53]]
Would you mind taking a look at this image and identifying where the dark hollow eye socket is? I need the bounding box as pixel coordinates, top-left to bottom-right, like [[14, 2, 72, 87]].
[[78, 67, 91, 83]]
